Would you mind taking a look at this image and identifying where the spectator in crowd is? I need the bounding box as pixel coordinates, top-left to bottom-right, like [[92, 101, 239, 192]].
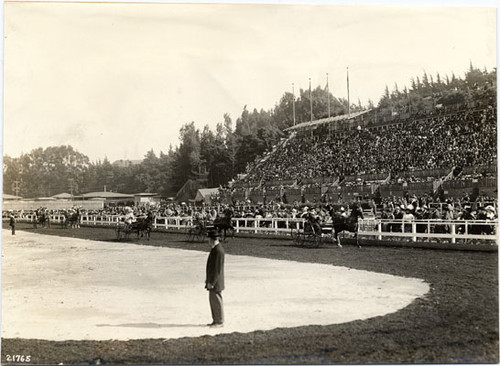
[[381, 207, 394, 232], [402, 207, 415, 233]]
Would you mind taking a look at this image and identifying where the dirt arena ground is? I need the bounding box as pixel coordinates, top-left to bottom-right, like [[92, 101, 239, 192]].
[[1, 223, 498, 365]]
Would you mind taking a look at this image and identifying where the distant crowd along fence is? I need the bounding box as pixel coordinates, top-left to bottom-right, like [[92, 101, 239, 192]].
[[16, 213, 498, 246]]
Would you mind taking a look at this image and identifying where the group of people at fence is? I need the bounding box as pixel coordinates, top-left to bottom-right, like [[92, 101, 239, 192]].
[[379, 201, 496, 235], [4, 191, 497, 238]]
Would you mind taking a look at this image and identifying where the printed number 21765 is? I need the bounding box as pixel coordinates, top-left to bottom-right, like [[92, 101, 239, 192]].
[[6, 355, 31, 363]]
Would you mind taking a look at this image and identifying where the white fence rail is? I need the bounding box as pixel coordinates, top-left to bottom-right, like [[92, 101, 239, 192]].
[[13, 214, 498, 245], [358, 218, 497, 244]]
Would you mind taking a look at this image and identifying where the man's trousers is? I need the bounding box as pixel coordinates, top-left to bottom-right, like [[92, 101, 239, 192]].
[[209, 290, 224, 324]]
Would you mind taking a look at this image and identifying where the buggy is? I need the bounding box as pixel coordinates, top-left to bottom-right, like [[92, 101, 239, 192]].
[[188, 218, 211, 242], [115, 216, 153, 241], [290, 221, 336, 248]]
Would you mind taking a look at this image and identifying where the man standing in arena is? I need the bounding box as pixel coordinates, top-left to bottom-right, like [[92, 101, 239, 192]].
[[205, 228, 225, 328], [9, 211, 16, 235]]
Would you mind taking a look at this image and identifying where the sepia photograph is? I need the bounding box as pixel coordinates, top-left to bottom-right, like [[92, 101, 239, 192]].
[[1, 0, 498, 364]]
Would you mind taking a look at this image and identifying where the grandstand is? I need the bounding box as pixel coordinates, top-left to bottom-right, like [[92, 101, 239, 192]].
[[230, 102, 497, 206]]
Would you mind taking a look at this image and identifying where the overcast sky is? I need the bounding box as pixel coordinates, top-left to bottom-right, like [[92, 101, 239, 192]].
[[2, 1, 497, 162]]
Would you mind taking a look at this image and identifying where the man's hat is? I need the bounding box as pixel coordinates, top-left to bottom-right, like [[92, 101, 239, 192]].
[[206, 227, 219, 239], [485, 205, 495, 213]]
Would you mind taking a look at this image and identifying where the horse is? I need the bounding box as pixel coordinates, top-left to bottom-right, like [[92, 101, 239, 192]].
[[129, 213, 155, 240], [213, 209, 235, 241], [65, 210, 81, 228], [33, 210, 48, 229], [330, 205, 364, 247]]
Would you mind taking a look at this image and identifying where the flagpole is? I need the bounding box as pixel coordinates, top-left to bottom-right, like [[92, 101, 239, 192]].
[[292, 83, 296, 126], [327, 73, 330, 118], [309, 78, 313, 122], [347, 67, 350, 117]]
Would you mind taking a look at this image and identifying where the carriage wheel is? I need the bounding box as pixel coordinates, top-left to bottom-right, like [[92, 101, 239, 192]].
[[188, 228, 196, 242], [196, 230, 206, 242], [290, 228, 301, 246], [295, 233, 305, 246], [312, 235, 322, 248], [196, 227, 207, 242], [115, 227, 122, 240], [225, 227, 235, 241], [302, 233, 314, 246]]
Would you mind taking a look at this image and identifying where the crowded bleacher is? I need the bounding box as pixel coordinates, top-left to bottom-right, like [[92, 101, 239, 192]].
[[242, 106, 496, 183]]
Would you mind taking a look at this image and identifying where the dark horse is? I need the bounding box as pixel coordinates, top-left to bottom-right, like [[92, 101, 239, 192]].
[[33, 210, 48, 229], [213, 208, 235, 241], [64, 209, 81, 228], [330, 205, 364, 247], [129, 213, 155, 240]]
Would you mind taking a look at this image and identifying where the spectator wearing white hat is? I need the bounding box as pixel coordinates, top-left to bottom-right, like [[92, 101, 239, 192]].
[[485, 206, 496, 220], [340, 206, 348, 219]]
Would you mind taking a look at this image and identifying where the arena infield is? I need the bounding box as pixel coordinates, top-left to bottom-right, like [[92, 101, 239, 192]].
[[2, 230, 428, 341], [1, 225, 498, 364]]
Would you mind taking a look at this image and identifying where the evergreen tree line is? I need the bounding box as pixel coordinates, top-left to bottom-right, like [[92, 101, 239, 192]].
[[3, 64, 496, 199]]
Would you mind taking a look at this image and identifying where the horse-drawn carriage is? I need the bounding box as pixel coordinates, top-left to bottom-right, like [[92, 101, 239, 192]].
[[63, 209, 81, 228], [187, 207, 235, 242], [187, 215, 235, 242], [290, 205, 364, 248], [187, 218, 210, 242], [290, 221, 335, 248], [115, 214, 154, 241]]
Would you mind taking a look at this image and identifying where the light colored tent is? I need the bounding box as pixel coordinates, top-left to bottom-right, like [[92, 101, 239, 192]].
[[81, 191, 134, 205], [81, 191, 134, 199], [134, 192, 160, 205], [51, 192, 73, 200], [35, 197, 55, 201], [194, 188, 219, 204]]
